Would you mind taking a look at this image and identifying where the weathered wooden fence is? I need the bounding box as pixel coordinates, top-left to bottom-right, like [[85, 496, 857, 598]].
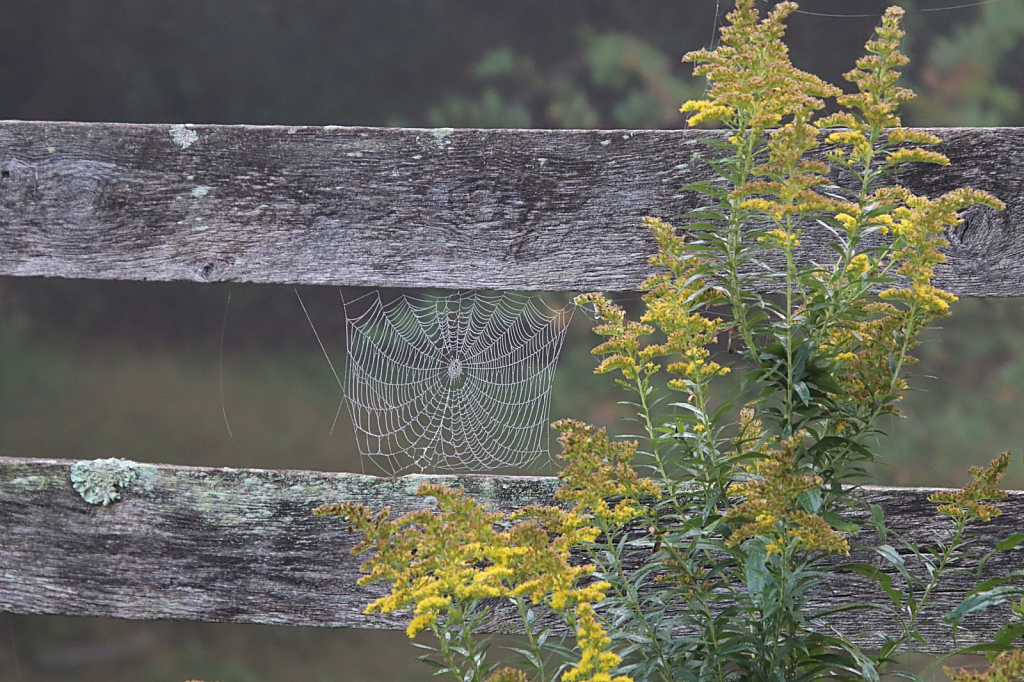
[[1, 121, 1023, 652]]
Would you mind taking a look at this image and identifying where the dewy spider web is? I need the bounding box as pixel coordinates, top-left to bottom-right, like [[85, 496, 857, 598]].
[[343, 291, 571, 476]]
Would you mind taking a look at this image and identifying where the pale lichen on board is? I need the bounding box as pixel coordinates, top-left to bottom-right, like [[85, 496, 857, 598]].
[[69, 457, 138, 506], [169, 124, 198, 149]]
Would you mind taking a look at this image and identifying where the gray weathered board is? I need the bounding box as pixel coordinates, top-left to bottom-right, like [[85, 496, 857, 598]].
[[0, 121, 1022, 294], [1, 456, 1022, 650]]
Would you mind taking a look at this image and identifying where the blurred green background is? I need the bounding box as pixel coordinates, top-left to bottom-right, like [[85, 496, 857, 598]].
[[1, 0, 1023, 679]]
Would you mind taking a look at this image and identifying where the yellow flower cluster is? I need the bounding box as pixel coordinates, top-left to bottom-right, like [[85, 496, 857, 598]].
[[825, 301, 912, 409], [887, 128, 942, 146], [757, 227, 800, 250], [876, 187, 1003, 316], [562, 602, 631, 682], [316, 420, 663, 682], [833, 6, 913, 130], [314, 481, 606, 638], [642, 218, 729, 385], [574, 292, 652, 382], [733, 407, 763, 454], [576, 216, 727, 394], [834, 213, 857, 230], [826, 130, 870, 156], [485, 667, 531, 682], [724, 431, 849, 556], [552, 418, 662, 527], [817, 190, 1002, 413], [679, 99, 734, 127], [885, 147, 949, 167], [737, 183, 841, 224], [929, 451, 1012, 524], [681, 0, 838, 139], [845, 253, 871, 277]]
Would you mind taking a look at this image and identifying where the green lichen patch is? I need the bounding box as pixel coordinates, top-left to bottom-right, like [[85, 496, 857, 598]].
[[8, 475, 47, 491], [70, 458, 138, 506], [430, 127, 454, 148], [132, 462, 159, 493]]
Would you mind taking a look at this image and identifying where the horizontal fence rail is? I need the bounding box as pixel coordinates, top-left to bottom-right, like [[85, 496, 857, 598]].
[[0, 121, 1022, 294], [1, 456, 1022, 650]]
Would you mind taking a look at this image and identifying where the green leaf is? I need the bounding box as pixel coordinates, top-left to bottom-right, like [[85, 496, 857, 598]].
[[811, 370, 843, 395], [870, 504, 887, 543], [992, 622, 1024, 651], [945, 585, 1024, 626], [822, 510, 859, 533], [996, 533, 1024, 552], [877, 639, 899, 662], [818, 635, 880, 682], [794, 381, 811, 406], [792, 342, 812, 380], [745, 539, 769, 606], [839, 562, 904, 606], [973, 569, 1024, 593], [876, 544, 917, 588], [798, 487, 822, 513]]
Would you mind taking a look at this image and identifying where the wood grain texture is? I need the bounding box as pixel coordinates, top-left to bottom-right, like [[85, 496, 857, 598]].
[[2, 455, 1023, 650], [0, 121, 1022, 294]]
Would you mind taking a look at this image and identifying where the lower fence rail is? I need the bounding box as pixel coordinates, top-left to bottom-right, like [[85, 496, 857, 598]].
[[0, 456, 1021, 651]]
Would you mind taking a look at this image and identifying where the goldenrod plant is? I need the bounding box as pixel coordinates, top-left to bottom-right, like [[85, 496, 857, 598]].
[[946, 649, 1024, 682], [317, 3, 1022, 680]]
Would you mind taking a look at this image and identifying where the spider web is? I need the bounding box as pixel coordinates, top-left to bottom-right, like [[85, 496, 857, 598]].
[[343, 291, 571, 476]]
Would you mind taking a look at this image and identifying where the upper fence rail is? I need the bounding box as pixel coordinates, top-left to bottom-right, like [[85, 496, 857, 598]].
[[0, 121, 1021, 294]]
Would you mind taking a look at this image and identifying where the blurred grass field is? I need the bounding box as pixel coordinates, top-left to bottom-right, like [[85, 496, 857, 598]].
[[4, 279, 1020, 486]]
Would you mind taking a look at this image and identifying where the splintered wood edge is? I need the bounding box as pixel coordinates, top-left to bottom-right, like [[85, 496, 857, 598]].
[[0, 122, 1022, 294], [1, 455, 1023, 650]]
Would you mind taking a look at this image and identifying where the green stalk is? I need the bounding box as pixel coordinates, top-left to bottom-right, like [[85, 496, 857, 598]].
[[455, 601, 485, 682], [783, 220, 797, 432], [514, 596, 548, 682], [433, 616, 470, 682], [600, 517, 675, 682]]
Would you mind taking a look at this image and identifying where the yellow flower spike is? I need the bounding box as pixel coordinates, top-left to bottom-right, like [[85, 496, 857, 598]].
[[680, 99, 735, 127], [757, 228, 800, 249], [886, 147, 949, 166], [415, 595, 451, 613], [550, 590, 570, 610], [930, 452, 1011, 523], [741, 198, 777, 213], [561, 601, 630, 682], [826, 131, 860, 145], [406, 613, 436, 639], [888, 128, 942, 145], [846, 253, 871, 277], [725, 440, 849, 555], [834, 213, 857, 230]]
